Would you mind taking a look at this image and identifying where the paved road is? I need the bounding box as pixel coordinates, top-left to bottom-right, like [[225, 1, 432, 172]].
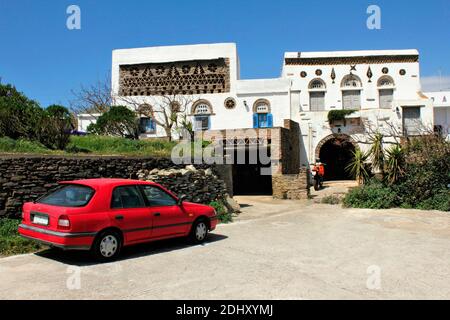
[[1, 198, 450, 299]]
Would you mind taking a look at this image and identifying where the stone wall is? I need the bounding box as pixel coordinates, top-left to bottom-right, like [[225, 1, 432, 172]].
[[137, 166, 227, 204], [272, 168, 310, 200], [0, 155, 227, 218]]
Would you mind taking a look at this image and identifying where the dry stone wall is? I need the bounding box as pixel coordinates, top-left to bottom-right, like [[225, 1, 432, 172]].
[[0, 155, 227, 218]]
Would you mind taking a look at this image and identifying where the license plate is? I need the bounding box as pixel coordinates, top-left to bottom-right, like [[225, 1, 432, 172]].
[[33, 215, 48, 225]]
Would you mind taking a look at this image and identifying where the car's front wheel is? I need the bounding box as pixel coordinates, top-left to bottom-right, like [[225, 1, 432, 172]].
[[92, 230, 122, 261], [189, 219, 209, 244]]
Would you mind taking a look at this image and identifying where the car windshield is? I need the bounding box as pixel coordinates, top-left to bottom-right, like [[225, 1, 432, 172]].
[[37, 184, 95, 207]]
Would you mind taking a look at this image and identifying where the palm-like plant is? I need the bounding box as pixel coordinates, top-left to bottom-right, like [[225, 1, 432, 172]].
[[369, 132, 385, 177], [346, 149, 371, 184], [385, 144, 405, 184]]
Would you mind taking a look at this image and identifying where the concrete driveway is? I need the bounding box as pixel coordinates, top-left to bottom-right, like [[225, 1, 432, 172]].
[[1, 197, 450, 299]]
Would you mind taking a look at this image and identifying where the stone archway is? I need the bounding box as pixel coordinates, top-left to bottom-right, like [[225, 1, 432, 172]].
[[315, 134, 358, 181]]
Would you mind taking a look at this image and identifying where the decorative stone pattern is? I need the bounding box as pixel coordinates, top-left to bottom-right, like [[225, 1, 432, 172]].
[[0, 156, 227, 218], [272, 168, 310, 200], [137, 165, 228, 204], [119, 58, 230, 96], [285, 54, 419, 66]]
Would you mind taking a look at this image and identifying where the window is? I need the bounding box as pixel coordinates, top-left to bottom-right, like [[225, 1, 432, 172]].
[[341, 75, 362, 110], [308, 79, 326, 111], [341, 75, 362, 88], [111, 186, 145, 209], [194, 116, 210, 131], [140, 185, 177, 207], [377, 76, 395, 109], [379, 89, 394, 109], [309, 79, 326, 90], [253, 113, 273, 128], [37, 184, 95, 207], [139, 117, 156, 133], [252, 99, 273, 128], [192, 100, 212, 131], [402, 106, 421, 136], [310, 92, 325, 111], [193, 102, 212, 115], [342, 90, 361, 110]]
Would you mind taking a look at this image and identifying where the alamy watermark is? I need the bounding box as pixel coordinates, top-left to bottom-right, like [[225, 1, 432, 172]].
[[66, 5, 81, 30], [171, 129, 276, 175], [66, 266, 81, 290], [367, 5, 381, 30], [366, 265, 382, 290]]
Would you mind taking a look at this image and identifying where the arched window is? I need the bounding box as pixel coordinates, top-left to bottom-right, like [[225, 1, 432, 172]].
[[377, 76, 395, 109], [308, 79, 326, 111], [341, 75, 362, 110], [309, 79, 326, 90], [252, 99, 273, 128], [341, 74, 362, 88], [377, 76, 395, 87], [137, 104, 156, 134], [192, 100, 212, 131]]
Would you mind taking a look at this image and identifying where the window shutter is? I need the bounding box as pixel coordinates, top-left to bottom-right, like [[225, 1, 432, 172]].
[[207, 117, 211, 130], [253, 113, 259, 128], [267, 113, 273, 128]]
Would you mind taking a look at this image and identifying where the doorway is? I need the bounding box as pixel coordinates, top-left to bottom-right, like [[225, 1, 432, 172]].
[[318, 136, 356, 181], [231, 146, 272, 195]]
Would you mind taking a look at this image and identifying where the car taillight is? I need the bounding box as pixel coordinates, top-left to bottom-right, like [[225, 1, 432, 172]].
[[58, 215, 71, 229]]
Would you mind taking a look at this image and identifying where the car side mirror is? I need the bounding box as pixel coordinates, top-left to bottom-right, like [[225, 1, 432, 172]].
[[177, 195, 187, 206]]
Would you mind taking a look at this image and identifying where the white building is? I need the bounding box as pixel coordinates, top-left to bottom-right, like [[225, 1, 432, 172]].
[[78, 43, 437, 191], [424, 91, 450, 139]]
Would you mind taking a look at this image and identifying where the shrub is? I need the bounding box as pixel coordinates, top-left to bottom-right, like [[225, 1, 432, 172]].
[[209, 200, 232, 223], [345, 149, 371, 184], [0, 84, 43, 140], [321, 195, 341, 205], [67, 135, 176, 157], [416, 190, 450, 212], [35, 105, 72, 150], [0, 137, 49, 153], [343, 180, 397, 209], [327, 109, 356, 122], [88, 106, 139, 139]]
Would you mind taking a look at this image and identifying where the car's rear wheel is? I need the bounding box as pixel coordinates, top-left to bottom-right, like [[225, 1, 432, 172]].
[[92, 230, 122, 261], [189, 219, 209, 244]]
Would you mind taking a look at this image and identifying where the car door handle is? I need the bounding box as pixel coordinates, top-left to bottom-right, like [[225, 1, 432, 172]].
[[115, 215, 124, 220], [153, 212, 161, 217]]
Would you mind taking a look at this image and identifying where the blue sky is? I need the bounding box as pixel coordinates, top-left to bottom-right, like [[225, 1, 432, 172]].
[[0, 0, 449, 107]]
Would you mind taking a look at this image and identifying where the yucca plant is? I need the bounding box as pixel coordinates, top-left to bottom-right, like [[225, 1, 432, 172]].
[[385, 144, 405, 185], [346, 149, 372, 184], [369, 132, 385, 178]]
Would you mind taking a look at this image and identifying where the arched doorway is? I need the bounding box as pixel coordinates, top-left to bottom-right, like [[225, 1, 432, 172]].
[[316, 134, 356, 181]]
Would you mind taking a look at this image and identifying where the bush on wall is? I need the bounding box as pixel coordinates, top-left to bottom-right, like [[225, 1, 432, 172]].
[[87, 105, 139, 139], [0, 84, 72, 150]]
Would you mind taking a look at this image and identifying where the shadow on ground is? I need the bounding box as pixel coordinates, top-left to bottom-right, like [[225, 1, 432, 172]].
[[35, 233, 228, 266]]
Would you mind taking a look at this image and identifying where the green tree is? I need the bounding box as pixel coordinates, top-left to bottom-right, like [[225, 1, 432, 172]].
[[0, 84, 43, 140], [88, 106, 139, 139], [35, 105, 72, 150]]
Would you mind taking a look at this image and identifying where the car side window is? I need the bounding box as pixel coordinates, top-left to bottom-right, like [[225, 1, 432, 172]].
[[111, 185, 146, 209], [141, 185, 177, 207]]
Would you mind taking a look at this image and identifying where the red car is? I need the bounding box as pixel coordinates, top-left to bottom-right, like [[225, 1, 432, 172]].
[[18, 178, 218, 261]]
